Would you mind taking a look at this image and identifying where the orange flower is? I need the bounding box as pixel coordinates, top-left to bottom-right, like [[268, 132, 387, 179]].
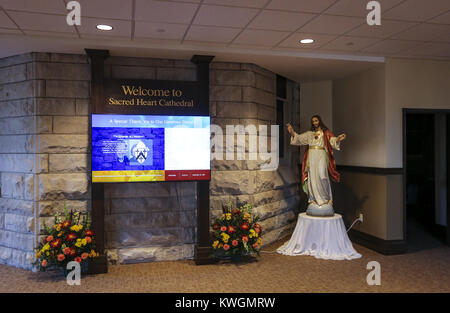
[[232, 239, 239, 247], [240, 222, 249, 231], [85, 230, 94, 237], [61, 220, 71, 228], [242, 236, 249, 243], [46, 235, 54, 242], [253, 243, 258, 249], [50, 238, 62, 248], [81, 252, 89, 260], [223, 244, 230, 251], [66, 233, 77, 241], [220, 226, 227, 232], [41, 260, 47, 267], [85, 236, 92, 243], [63, 247, 71, 255], [227, 226, 236, 234], [74, 257, 82, 263], [69, 248, 77, 257], [57, 254, 65, 262]]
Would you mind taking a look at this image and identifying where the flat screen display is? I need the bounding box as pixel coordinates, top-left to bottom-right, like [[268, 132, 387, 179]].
[[91, 114, 210, 182]]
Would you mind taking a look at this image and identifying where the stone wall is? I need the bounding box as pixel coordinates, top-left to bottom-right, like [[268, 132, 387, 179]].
[[0, 52, 300, 269]]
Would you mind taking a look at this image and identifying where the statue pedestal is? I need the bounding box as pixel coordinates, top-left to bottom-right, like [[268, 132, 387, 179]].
[[277, 213, 361, 260]]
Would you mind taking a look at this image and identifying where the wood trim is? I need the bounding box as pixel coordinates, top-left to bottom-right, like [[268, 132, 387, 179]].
[[348, 229, 407, 255], [191, 55, 215, 265], [447, 113, 450, 246], [336, 165, 403, 175], [86, 49, 110, 274]]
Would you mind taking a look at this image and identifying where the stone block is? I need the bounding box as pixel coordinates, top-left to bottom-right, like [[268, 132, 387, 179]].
[[0, 53, 34, 68], [0, 154, 34, 173], [260, 221, 296, 247], [0, 98, 34, 117], [106, 56, 173, 67], [258, 210, 296, 233], [213, 70, 255, 87], [242, 86, 274, 107], [0, 116, 52, 135], [105, 212, 182, 231], [0, 246, 34, 270], [112, 65, 156, 79], [49, 53, 88, 64], [257, 104, 276, 122], [0, 198, 34, 215], [211, 160, 244, 171], [210, 62, 240, 70], [32, 62, 90, 80], [38, 134, 89, 153], [46, 80, 89, 98], [0, 80, 45, 101], [0, 213, 4, 229], [252, 186, 298, 207], [35, 98, 76, 116], [75, 99, 89, 115], [4, 213, 34, 233], [117, 245, 184, 264], [241, 63, 274, 79], [0, 229, 35, 250], [49, 154, 88, 173], [156, 67, 196, 81], [37, 173, 89, 200], [216, 102, 258, 119], [24, 174, 34, 200], [1, 173, 25, 199], [210, 170, 257, 195], [106, 228, 182, 248], [38, 200, 89, 217], [210, 85, 242, 102], [53, 116, 89, 134], [252, 196, 299, 221], [105, 182, 172, 198], [0, 135, 35, 153], [255, 73, 275, 93], [109, 196, 195, 214], [173, 60, 196, 69]]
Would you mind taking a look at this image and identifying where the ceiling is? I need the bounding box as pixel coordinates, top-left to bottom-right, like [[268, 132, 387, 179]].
[[0, 0, 449, 82]]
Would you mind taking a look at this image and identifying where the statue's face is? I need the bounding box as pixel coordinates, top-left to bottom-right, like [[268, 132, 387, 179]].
[[312, 117, 320, 129]]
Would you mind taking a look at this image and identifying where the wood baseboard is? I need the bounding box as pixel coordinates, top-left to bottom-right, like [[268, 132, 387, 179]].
[[348, 229, 407, 255]]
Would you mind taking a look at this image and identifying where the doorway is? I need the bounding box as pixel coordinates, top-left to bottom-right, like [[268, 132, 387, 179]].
[[404, 109, 449, 250]]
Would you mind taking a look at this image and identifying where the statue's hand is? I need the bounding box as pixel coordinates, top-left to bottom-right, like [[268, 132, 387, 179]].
[[286, 123, 295, 136], [337, 134, 346, 142]]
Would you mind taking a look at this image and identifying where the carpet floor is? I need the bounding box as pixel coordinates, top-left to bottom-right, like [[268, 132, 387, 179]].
[[1, 224, 449, 293]]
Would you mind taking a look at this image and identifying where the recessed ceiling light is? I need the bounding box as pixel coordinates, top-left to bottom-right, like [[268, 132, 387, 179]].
[[300, 38, 314, 44], [96, 24, 113, 31]]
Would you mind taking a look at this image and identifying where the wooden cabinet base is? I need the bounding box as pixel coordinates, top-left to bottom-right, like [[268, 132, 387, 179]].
[[87, 254, 108, 274]]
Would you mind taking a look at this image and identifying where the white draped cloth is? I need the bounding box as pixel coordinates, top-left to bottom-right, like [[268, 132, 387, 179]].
[[277, 213, 362, 260]]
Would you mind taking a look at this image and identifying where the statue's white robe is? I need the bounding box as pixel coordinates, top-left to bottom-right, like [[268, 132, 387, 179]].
[[291, 130, 340, 206]]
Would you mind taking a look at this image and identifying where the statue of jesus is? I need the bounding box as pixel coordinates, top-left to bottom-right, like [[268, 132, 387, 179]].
[[287, 115, 346, 216]]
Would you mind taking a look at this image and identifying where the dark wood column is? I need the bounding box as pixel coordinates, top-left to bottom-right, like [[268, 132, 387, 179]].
[[191, 55, 215, 265], [85, 49, 109, 274]]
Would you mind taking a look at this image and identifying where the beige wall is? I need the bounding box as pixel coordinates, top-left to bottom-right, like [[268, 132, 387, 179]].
[[300, 81, 333, 133], [332, 64, 387, 167], [385, 58, 450, 167]]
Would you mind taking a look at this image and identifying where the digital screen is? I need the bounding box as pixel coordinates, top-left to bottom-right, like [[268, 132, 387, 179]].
[[91, 114, 210, 182]]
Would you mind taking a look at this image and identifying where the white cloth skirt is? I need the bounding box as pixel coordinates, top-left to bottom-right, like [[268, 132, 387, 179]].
[[277, 213, 362, 260]]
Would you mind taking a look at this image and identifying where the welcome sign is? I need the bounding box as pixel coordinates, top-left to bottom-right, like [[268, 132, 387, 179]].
[[102, 79, 206, 116]]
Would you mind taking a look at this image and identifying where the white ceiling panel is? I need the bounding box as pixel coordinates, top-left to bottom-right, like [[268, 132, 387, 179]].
[[347, 19, 417, 39], [383, 0, 450, 22], [298, 14, 363, 35], [24, 30, 79, 38], [278, 32, 337, 49], [185, 25, 241, 42], [248, 10, 316, 31], [0, 10, 17, 28], [135, 0, 198, 24], [325, 0, 404, 17], [78, 18, 131, 38], [203, 0, 269, 9], [0, 0, 67, 14], [320, 36, 380, 51], [362, 39, 420, 54], [8, 11, 76, 33], [428, 11, 450, 24], [135, 22, 188, 40], [0, 27, 21, 34], [266, 0, 336, 13], [232, 29, 290, 46], [402, 42, 450, 57], [391, 23, 450, 42], [194, 5, 259, 28], [76, 0, 133, 20]]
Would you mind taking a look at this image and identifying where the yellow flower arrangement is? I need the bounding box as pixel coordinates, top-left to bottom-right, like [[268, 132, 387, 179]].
[[70, 224, 83, 232]]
